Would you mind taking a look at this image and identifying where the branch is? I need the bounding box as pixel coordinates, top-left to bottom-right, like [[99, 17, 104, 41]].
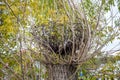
[[3, 0, 19, 22], [0, 58, 22, 79]]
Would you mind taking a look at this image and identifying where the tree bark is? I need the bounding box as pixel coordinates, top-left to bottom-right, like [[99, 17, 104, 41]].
[[47, 64, 77, 80]]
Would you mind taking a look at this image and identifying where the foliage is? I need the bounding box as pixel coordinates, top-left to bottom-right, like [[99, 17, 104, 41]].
[[78, 52, 120, 79]]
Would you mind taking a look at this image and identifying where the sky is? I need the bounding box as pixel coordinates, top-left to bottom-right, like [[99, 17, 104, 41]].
[[103, 3, 120, 53]]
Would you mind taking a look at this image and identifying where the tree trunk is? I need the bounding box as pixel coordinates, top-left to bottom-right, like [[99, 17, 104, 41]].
[[46, 64, 78, 80]]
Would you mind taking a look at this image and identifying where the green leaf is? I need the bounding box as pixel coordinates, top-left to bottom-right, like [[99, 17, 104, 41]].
[[108, 0, 115, 6], [102, 0, 105, 4]]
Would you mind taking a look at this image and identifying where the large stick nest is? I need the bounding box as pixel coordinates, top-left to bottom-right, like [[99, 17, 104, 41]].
[[31, 19, 91, 65]]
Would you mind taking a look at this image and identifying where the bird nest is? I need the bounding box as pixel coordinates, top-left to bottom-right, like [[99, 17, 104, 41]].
[[31, 19, 92, 65]]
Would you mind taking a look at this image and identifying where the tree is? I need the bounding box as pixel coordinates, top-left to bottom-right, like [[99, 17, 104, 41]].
[[1, 0, 120, 80]]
